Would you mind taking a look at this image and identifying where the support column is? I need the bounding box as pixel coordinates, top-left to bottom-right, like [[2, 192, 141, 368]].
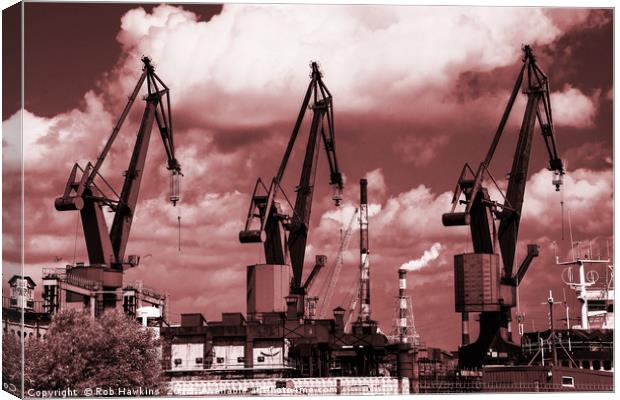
[[461, 312, 470, 345]]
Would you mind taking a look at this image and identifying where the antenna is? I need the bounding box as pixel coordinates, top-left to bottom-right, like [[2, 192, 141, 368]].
[[562, 287, 570, 330], [606, 238, 610, 259], [542, 290, 560, 366], [560, 186, 565, 240], [567, 207, 575, 260]]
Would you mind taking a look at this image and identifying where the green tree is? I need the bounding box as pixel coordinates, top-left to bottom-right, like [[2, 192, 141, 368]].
[[2, 331, 23, 396], [25, 309, 164, 396]]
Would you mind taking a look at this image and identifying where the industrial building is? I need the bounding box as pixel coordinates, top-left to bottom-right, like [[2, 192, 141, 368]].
[[2, 271, 166, 336], [41, 265, 167, 319], [2, 276, 50, 339]]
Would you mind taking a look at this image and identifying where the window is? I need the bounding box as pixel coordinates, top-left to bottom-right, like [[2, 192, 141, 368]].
[[216, 357, 224, 364], [237, 357, 245, 363], [561, 376, 574, 388], [257, 356, 265, 363], [582, 360, 590, 369], [592, 360, 601, 370], [603, 360, 612, 371], [195, 357, 203, 365], [174, 358, 182, 366]]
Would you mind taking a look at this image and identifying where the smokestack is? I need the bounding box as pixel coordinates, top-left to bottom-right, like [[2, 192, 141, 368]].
[[359, 179, 371, 321], [399, 268, 408, 343]]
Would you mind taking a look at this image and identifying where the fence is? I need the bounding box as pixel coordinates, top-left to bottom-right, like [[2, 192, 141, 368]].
[[2, 296, 46, 313], [419, 380, 613, 393], [169, 377, 409, 396]]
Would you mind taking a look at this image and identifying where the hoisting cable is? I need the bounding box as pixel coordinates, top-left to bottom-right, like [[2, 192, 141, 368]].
[[177, 206, 182, 252], [73, 211, 79, 265], [560, 186, 565, 241]]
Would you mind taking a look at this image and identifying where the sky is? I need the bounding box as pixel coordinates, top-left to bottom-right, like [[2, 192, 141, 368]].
[[2, 3, 613, 351]]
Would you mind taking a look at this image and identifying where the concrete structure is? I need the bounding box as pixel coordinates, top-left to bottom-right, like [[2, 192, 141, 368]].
[[246, 264, 291, 320]]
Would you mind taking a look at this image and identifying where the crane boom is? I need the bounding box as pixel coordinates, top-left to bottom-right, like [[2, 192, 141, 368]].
[[55, 57, 181, 270]]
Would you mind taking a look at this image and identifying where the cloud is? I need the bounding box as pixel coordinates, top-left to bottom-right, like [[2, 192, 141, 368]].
[[551, 85, 597, 128], [522, 167, 613, 236], [109, 4, 592, 131], [365, 168, 387, 201], [394, 134, 449, 166]]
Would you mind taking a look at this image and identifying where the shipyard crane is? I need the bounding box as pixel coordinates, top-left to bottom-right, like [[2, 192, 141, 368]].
[[343, 280, 360, 332], [239, 62, 344, 299], [55, 56, 181, 273], [317, 208, 358, 318], [442, 45, 564, 368]]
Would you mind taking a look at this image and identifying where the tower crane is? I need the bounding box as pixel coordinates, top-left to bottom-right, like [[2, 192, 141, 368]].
[[317, 208, 358, 318], [239, 62, 343, 304], [343, 280, 360, 333], [55, 57, 181, 279], [442, 45, 564, 368]]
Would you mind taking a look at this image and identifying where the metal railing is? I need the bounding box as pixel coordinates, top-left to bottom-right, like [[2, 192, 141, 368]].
[[419, 380, 613, 393], [43, 268, 100, 291], [2, 296, 46, 313], [64, 273, 100, 290], [42, 267, 67, 280], [522, 340, 614, 354], [124, 281, 166, 300]]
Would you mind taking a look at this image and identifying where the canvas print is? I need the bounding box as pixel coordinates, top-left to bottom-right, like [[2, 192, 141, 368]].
[[1, 1, 614, 397]]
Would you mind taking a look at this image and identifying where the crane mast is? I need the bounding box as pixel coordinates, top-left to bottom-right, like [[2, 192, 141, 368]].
[[442, 45, 564, 368], [239, 62, 343, 298], [55, 56, 181, 272]]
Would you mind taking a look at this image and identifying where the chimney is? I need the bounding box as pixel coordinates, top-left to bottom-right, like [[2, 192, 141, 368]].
[[359, 178, 371, 321], [399, 268, 407, 343]]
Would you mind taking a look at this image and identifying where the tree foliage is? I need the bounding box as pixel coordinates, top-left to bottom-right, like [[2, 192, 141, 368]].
[[2, 332, 23, 396], [24, 310, 163, 395]]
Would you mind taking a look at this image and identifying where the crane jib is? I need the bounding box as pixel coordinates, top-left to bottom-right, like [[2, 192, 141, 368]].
[[54, 56, 181, 270]]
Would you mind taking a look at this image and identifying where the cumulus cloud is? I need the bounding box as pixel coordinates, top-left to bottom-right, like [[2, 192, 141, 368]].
[[395, 134, 449, 166], [365, 168, 387, 200], [551, 85, 597, 128], [522, 167, 613, 235], [107, 4, 593, 130]]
